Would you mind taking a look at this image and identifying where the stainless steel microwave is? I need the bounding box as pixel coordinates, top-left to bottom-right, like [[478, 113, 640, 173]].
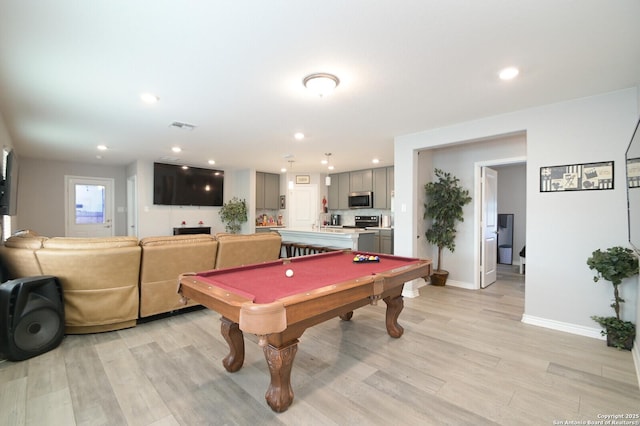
[[348, 192, 373, 209]]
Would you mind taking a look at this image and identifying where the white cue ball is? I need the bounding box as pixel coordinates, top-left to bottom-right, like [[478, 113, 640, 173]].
[[285, 269, 294, 277]]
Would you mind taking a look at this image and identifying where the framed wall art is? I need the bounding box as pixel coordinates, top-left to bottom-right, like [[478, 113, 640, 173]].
[[540, 161, 614, 192], [627, 157, 640, 189], [295, 175, 310, 184]]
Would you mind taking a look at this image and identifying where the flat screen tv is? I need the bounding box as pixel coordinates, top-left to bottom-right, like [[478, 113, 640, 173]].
[[153, 163, 224, 207], [0, 150, 18, 216]]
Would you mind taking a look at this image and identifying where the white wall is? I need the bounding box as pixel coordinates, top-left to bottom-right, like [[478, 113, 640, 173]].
[[415, 134, 526, 285], [395, 88, 639, 338], [132, 160, 240, 238], [17, 158, 128, 236]]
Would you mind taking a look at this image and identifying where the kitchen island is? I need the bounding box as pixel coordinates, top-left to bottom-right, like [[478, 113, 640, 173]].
[[276, 228, 376, 252]]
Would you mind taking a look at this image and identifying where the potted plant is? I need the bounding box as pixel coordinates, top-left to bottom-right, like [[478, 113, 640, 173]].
[[587, 246, 639, 350], [423, 168, 472, 286], [219, 197, 248, 234]]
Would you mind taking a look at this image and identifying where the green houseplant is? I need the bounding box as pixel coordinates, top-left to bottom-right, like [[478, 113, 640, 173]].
[[423, 168, 472, 286], [587, 246, 639, 350], [219, 197, 248, 234]]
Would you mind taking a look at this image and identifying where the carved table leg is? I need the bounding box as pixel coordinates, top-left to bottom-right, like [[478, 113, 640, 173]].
[[220, 317, 245, 372], [383, 294, 404, 338], [263, 340, 298, 412]]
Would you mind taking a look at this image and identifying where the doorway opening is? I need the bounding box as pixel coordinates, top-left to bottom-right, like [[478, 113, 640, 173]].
[[475, 159, 526, 289]]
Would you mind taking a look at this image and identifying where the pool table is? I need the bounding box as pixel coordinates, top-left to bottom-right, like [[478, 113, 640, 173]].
[[177, 250, 431, 412]]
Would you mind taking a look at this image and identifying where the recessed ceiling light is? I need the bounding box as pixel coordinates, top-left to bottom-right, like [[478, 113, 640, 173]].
[[172, 146, 182, 153], [140, 93, 159, 104], [372, 158, 380, 164], [294, 132, 305, 140], [97, 145, 107, 151], [280, 167, 287, 173], [208, 159, 215, 165], [328, 165, 335, 171], [499, 67, 519, 80], [181, 165, 188, 170]]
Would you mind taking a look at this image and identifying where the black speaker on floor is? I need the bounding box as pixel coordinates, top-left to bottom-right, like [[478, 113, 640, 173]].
[[0, 276, 65, 361]]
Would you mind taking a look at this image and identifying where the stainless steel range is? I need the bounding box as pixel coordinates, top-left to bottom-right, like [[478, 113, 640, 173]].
[[342, 215, 380, 229]]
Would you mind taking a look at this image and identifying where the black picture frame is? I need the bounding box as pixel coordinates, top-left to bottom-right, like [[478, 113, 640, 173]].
[[540, 161, 614, 192]]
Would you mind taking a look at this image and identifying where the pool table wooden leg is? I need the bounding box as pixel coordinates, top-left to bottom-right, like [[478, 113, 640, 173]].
[[220, 317, 245, 372], [263, 339, 298, 412], [383, 294, 404, 338], [339, 311, 354, 321]]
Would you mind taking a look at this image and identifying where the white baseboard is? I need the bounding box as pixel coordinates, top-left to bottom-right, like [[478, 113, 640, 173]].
[[444, 279, 475, 290], [633, 340, 640, 391], [521, 314, 605, 340]]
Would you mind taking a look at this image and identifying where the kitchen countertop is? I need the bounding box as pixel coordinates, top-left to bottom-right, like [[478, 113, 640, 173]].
[[277, 227, 376, 251], [279, 227, 376, 234]]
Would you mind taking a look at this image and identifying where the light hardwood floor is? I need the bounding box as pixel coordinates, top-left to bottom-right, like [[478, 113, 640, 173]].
[[1, 266, 638, 425]]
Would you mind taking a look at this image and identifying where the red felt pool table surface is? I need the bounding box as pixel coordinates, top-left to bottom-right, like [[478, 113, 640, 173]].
[[191, 250, 423, 303]]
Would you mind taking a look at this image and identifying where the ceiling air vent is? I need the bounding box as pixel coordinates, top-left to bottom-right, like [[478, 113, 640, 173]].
[[169, 121, 197, 131]]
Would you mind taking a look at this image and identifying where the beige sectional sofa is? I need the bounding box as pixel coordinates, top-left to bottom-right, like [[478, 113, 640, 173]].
[[0, 231, 282, 334]]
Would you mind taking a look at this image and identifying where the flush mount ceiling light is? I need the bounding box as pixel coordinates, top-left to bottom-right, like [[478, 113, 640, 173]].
[[303, 73, 340, 97], [499, 67, 519, 80]]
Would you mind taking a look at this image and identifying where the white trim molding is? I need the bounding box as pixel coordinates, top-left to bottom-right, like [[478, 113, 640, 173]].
[[521, 314, 605, 340]]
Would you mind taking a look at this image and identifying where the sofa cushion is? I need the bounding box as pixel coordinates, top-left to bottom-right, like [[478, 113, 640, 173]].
[[36, 238, 141, 334], [138, 234, 218, 317], [42, 236, 138, 249], [214, 232, 281, 269]]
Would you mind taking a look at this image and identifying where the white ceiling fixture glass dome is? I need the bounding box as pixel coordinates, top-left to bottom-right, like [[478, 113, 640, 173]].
[[303, 73, 340, 97]]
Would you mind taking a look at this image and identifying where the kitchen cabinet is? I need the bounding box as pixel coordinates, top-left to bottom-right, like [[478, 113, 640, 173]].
[[386, 166, 394, 209], [256, 172, 280, 210], [349, 169, 373, 192], [328, 172, 350, 210], [379, 228, 394, 254], [373, 168, 387, 209], [372, 228, 394, 254], [329, 167, 393, 211], [372, 167, 394, 209]]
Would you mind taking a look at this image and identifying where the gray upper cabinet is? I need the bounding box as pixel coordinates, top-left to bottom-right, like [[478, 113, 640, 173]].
[[256, 172, 280, 210], [338, 172, 350, 209], [373, 168, 387, 209], [329, 172, 351, 210], [329, 167, 393, 210], [256, 172, 265, 209], [349, 169, 373, 192], [386, 166, 394, 209]]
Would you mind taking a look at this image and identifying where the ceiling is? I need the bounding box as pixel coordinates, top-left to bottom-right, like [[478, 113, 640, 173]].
[[0, 1, 639, 175]]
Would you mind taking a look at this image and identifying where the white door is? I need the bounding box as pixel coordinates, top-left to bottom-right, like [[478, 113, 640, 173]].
[[289, 184, 318, 229], [481, 167, 498, 288], [126, 175, 138, 237], [65, 176, 115, 237]]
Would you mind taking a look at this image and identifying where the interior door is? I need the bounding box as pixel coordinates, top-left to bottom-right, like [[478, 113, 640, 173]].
[[289, 184, 318, 229], [481, 167, 498, 288], [66, 176, 115, 237]]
